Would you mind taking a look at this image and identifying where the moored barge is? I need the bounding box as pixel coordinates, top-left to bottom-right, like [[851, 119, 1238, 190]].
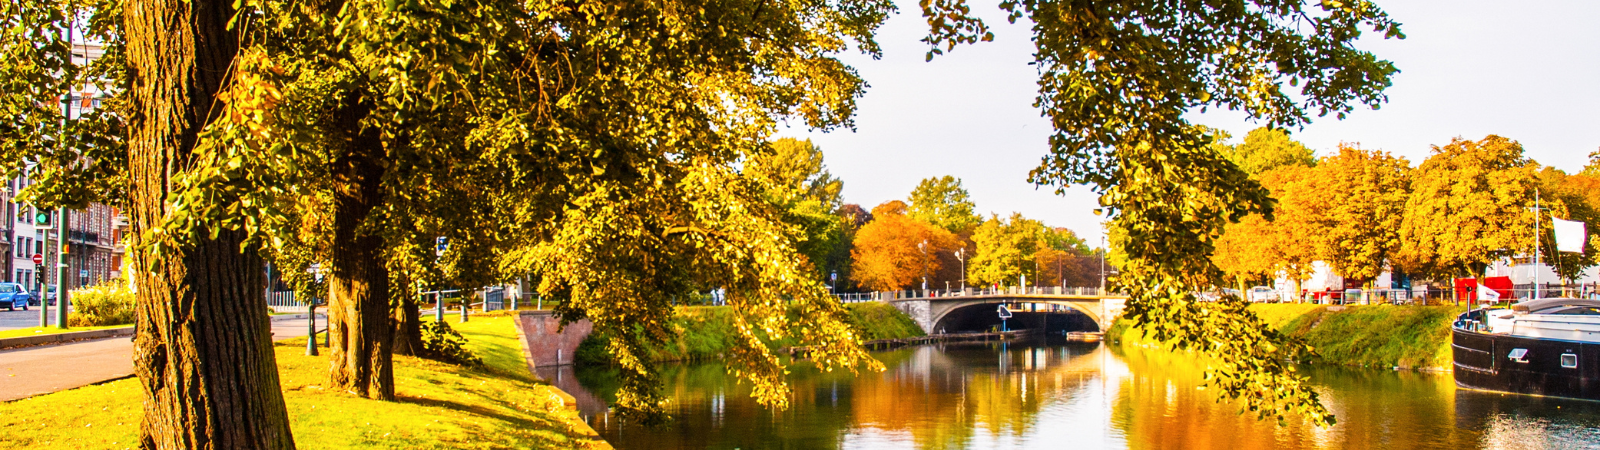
[[1452, 298, 1600, 400]]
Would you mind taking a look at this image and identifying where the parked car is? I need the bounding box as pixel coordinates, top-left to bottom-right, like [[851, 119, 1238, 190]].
[[1249, 286, 1278, 303], [0, 283, 33, 311]]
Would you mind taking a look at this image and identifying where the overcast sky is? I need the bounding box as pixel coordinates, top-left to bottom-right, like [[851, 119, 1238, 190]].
[[781, 0, 1600, 246]]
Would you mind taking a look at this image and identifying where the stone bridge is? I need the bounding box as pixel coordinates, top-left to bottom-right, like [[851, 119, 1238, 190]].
[[856, 289, 1127, 334]]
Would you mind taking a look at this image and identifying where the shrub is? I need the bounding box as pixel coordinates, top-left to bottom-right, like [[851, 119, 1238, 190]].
[[68, 280, 135, 327], [420, 321, 483, 367]]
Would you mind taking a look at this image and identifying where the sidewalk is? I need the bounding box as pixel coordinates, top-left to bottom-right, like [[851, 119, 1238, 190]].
[[0, 314, 325, 402]]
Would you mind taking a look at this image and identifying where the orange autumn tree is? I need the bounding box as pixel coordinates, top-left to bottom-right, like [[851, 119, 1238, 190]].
[[852, 201, 961, 290]]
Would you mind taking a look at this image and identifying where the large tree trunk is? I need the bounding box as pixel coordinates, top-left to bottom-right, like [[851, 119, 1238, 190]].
[[325, 98, 393, 400], [125, 0, 296, 448], [391, 274, 424, 357]]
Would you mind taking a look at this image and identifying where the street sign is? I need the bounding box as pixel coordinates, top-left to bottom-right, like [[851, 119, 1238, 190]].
[[435, 236, 448, 255], [997, 304, 1012, 319], [79, 270, 88, 277], [31, 254, 42, 265]]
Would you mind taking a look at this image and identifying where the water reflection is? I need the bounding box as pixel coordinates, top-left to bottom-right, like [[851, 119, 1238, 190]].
[[571, 337, 1600, 449]]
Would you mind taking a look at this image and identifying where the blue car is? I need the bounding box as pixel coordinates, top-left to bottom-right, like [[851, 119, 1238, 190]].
[[0, 283, 32, 311]]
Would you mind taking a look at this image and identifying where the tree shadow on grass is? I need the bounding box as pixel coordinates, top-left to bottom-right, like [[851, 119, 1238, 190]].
[[397, 393, 597, 447]]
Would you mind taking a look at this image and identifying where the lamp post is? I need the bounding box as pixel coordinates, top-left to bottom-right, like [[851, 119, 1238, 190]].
[[1531, 189, 1542, 300], [1099, 235, 1107, 294], [918, 240, 928, 291], [956, 248, 966, 291], [307, 263, 322, 356]]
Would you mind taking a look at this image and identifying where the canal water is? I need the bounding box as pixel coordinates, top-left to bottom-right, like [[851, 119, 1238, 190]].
[[571, 336, 1600, 449]]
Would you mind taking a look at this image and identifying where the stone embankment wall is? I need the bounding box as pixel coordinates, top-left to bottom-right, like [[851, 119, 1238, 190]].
[[514, 311, 593, 368]]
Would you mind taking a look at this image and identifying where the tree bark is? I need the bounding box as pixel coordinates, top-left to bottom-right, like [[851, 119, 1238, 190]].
[[325, 94, 393, 400], [125, 0, 296, 448], [391, 275, 423, 357]]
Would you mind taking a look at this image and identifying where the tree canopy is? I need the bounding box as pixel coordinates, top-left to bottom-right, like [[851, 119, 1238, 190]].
[[1224, 127, 1319, 175], [1316, 145, 1410, 284], [1397, 136, 1551, 281], [968, 213, 1046, 287], [926, 0, 1404, 425], [908, 175, 981, 234], [851, 201, 961, 291], [1538, 168, 1600, 281]]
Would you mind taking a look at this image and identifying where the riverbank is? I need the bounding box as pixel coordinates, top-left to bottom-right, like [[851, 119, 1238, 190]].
[[1108, 303, 1467, 371], [575, 302, 924, 366], [0, 315, 609, 449]]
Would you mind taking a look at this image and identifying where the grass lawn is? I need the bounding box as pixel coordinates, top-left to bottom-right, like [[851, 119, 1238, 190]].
[[0, 324, 131, 340], [1109, 303, 1467, 371], [0, 314, 609, 449]]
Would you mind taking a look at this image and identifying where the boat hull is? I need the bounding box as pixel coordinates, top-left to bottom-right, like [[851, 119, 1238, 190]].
[[1452, 328, 1600, 400]]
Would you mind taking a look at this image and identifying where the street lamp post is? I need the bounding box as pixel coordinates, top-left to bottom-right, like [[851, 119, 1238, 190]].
[[918, 240, 928, 292], [956, 248, 966, 291], [307, 263, 322, 356], [56, 207, 68, 329], [1532, 189, 1542, 300]]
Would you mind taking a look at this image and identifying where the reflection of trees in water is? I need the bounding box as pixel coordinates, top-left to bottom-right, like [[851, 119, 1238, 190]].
[[1110, 344, 1496, 449], [850, 341, 1110, 449], [577, 340, 1600, 449]]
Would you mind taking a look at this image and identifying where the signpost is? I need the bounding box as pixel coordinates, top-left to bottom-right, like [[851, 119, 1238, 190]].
[[36, 253, 46, 327], [997, 304, 1013, 332], [435, 237, 447, 322], [56, 208, 68, 329]]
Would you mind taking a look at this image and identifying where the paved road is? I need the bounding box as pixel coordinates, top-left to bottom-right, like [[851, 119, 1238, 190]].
[[0, 308, 55, 331], [0, 314, 324, 402]]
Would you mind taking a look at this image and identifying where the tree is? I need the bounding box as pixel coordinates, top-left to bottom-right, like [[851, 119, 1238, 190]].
[[1212, 214, 1279, 293], [1582, 149, 1600, 177], [852, 201, 961, 291], [823, 204, 873, 291], [1538, 168, 1600, 282], [967, 213, 1046, 287], [746, 138, 844, 209], [1397, 136, 1552, 282], [908, 176, 981, 233], [925, 0, 1404, 424], [10, 0, 897, 423], [1, 0, 297, 447], [1316, 144, 1411, 286], [1258, 165, 1328, 300], [1224, 127, 1319, 175], [747, 138, 848, 279]]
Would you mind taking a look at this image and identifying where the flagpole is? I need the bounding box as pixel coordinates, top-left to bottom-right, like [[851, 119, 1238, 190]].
[[1533, 188, 1541, 300]]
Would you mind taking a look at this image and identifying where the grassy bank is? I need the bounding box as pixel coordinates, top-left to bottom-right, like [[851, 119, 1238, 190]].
[[1108, 303, 1467, 370], [0, 314, 608, 449], [575, 302, 924, 366]]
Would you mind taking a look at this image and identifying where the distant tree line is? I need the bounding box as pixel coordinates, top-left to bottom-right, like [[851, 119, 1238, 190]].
[[1207, 128, 1600, 296], [753, 140, 1105, 293]]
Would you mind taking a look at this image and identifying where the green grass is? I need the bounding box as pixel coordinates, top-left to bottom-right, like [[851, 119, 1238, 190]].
[[0, 315, 608, 449], [0, 325, 131, 340], [1275, 304, 1465, 369], [844, 302, 925, 341], [1108, 303, 1467, 370]]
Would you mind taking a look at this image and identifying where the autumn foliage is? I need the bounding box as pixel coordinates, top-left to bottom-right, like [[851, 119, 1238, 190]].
[[851, 201, 961, 291]]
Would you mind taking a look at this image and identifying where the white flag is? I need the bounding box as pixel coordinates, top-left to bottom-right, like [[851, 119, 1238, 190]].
[[1477, 283, 1500, 303], [1553, 218, 1587, 253]]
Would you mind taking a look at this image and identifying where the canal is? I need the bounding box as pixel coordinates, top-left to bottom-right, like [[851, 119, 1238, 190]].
[[568, 336, 1600, 449]]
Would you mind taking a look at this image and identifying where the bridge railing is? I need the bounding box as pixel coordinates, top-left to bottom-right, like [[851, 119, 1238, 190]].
[[832, 286, 1124, 303]]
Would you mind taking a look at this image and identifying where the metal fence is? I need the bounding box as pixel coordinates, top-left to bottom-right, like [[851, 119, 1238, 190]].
[[833, 286, 1121, 303], [265, 291, 321, 312]]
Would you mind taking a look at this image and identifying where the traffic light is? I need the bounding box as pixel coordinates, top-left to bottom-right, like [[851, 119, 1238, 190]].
[[34, 210, 51, 226]]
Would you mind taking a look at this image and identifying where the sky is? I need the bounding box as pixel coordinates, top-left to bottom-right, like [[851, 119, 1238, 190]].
[[780, 0, 1600, 245]]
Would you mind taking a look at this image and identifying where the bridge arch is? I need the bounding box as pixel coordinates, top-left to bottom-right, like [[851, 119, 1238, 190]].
[[928, 299, 1104, 334]]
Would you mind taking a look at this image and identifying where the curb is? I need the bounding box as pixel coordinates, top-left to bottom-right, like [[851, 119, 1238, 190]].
[[0, 326, 135, 350]]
